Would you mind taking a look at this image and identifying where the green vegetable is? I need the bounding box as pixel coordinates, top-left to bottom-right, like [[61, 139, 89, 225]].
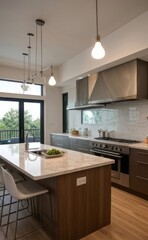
[[46, 148, 61, 155]]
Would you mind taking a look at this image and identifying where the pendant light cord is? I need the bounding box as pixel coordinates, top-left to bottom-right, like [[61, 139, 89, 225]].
[[27, 33, 34, 81], [35, 23, 38, 76], [22, 52, 28, 85], [41, 24, 43, 76], [96, 0, 98, 38]]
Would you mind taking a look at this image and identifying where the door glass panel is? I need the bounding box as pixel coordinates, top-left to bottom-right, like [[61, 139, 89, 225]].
[[24, 102, 41, 142], [0, 101, 19, 144]]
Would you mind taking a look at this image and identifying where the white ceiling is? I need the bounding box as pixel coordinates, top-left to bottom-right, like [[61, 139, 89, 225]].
[[0, 0, 148, 71]]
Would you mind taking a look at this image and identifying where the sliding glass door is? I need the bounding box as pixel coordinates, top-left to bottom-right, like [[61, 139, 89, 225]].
[[0, 99, 44, 144]]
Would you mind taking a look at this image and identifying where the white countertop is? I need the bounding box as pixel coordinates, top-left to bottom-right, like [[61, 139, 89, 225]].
[[0, 143, 114, 180], [128, 142, 148, 150]]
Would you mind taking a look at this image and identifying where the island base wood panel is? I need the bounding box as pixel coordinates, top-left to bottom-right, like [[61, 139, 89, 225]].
[[37, 165, 111, 240]]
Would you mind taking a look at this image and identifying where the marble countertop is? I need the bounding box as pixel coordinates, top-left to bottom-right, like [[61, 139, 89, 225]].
[[128, 142, 148, 150], [0, 143, 114, 180]]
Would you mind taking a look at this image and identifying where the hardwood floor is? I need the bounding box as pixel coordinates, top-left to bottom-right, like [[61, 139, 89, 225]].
[[0, 187, 148, 240], [81, 187, 148, 240]]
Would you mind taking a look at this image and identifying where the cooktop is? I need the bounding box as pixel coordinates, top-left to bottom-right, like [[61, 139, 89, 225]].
[[94, 137, 140, 144]]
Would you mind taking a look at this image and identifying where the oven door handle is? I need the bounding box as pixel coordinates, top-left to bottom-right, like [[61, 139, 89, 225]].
[[90, 149, 122, 158]]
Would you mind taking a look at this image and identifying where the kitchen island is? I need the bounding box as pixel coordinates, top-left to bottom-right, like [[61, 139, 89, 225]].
[[0, 143, 114, 240]]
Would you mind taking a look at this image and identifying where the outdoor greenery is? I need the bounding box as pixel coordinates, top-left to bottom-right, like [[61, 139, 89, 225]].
[[0, 109, 40, 141], [0, 109, 40, 130]]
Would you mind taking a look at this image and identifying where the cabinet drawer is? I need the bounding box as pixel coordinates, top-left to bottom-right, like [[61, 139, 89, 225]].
[[129, 148, 148, 195], [135, 161, 148, 179], [130, 175, 148, 195], [130, 149, 148, 163]]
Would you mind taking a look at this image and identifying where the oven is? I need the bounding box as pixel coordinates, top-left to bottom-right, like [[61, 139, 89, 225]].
[[90, 140, 130, 188]]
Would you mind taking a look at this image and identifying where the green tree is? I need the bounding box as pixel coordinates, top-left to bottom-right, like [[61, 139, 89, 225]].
[[2, 109, 19, 130], [1, 108, 35, 130]]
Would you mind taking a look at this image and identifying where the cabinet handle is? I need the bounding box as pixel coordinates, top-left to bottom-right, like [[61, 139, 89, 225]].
[[137, 151, 148, 156], [137, 161, 148, 165], [136, 176, 148, 181]]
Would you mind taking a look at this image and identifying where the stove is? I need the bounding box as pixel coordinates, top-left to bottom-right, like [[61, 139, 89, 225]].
[[91, 137, 140, 154], [90, 137, 141, 188]]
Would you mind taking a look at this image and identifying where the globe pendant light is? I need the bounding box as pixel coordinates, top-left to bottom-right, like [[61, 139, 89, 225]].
[[91, 0, 105, 59], [48, 65, 56, 86]]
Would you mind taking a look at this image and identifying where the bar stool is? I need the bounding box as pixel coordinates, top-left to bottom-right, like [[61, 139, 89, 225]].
[[0, 165, 24, 226], [1, 166, 49, 240]]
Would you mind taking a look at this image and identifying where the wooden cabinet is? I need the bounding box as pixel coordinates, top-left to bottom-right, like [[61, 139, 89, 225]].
[[76, 77, 88, 106], [50, 134, 70, 149], [129, 148, 148, 196], [70, 138, 90, 154], [38, 165, 111, 240]]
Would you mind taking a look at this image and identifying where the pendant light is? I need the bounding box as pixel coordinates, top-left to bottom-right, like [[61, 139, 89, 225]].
[[21, 52, 29, 91], [48, 65, 56, 86], [21, 18, 56, 86], [91, 0, 105, 59]]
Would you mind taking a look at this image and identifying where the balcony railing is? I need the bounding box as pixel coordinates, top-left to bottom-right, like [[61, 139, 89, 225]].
[[0, 129, 40, 144]]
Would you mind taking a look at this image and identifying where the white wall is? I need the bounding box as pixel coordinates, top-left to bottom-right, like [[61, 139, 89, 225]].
[[45, 85, 62, 144], [58, 11, 148, 84]]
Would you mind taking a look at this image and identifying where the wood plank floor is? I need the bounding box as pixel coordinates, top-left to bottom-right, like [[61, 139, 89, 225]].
[[0, 187, 148, 240]]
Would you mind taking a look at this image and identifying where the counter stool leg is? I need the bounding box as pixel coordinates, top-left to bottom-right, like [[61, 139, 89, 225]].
[[14, 200, 19, 240], [0, 187, 5, 226], [6, 195, 13, 238]]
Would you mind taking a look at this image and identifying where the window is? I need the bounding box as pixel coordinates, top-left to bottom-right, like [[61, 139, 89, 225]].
[[0, 79, 43, 96], [82, 109, 103, 124], [0, 99, 44, 144], [82, 109, 118, 125]]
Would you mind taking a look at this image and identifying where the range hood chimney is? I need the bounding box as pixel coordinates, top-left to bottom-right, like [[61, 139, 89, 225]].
[[88, 59, 148, 104]]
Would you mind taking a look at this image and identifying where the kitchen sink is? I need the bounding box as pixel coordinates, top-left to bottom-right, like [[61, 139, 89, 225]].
[[27, 149, 47, 155]]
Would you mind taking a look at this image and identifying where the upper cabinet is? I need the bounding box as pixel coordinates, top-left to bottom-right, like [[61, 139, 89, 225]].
[[75, 77, 88, 106]]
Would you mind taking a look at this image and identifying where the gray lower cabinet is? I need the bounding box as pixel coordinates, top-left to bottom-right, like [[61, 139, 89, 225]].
[[69, 138, 79, 151], [70, 138, 90, 154], [129, 148, 148, 196], [50, 134, 90, 154], [50, 134, 70, 149]]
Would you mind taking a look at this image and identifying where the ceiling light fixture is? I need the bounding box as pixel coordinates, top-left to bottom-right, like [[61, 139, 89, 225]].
[[48, 65, 56, 86], [21, 19, 56, 87], [91, 0, 105, 59]]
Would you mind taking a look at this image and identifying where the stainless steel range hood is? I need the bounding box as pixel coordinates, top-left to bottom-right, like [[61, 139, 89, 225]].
[[88, 59, 148, 104]]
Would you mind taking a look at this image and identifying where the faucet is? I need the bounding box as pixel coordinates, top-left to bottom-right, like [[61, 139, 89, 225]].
[[25, 132, 35, 151]]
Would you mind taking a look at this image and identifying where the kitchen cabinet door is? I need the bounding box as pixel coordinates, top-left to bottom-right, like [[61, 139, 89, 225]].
[[50, 134, 69, 149], [129, 148, 148, 196], [70, 138, 90, 153], [78, 139, 90, 154], [69, 138, 79, 151], [76, 77, 88, 106]]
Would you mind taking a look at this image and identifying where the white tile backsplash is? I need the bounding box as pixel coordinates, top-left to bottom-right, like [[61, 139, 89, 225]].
[[68, 100, 148, 141]]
